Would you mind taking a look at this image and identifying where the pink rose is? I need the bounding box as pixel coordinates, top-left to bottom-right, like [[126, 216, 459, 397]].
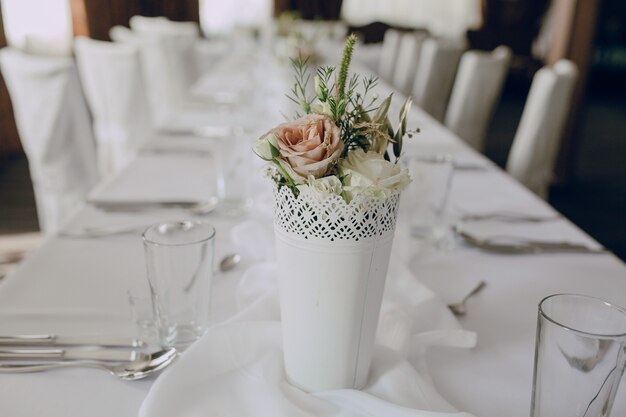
[[274, 113, 344, 178]]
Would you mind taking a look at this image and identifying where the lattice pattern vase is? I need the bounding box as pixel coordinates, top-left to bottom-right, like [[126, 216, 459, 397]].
[[273, 186, 401, 392]]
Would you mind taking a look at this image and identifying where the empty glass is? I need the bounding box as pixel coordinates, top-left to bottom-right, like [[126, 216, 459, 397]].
[[407, 155, 454, 245], [531, 294, 626, 417], [143, 221, 215, 350], [214, 135, 253, 216]]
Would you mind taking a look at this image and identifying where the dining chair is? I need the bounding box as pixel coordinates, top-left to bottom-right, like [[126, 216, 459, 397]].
[[444, 45, 512, 152], [129, 15, 200, 87], [109, 25, 136, 42], [411, 37, 466, 122], [391, 31, 427, 95], [0, 48, 99, 234], [74, 37, 154, 177], [378, 28, 402, 82], [506, 60, 578, 199]]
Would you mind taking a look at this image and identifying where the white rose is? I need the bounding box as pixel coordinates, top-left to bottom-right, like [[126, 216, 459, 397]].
[[339, 148, 411, 202], [254, 131, 279, 161], [297, 175, 343, 201]]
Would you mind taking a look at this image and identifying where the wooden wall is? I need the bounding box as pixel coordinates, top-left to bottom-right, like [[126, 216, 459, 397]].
[[80, 0, 199, 41]]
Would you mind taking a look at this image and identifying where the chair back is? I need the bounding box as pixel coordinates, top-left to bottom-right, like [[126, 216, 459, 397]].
[[391, 31, 427, 95], [74, 37, 154, 176], [506, 60, 578, 199], [109, 25, 136, 43], [378, 28, 402, 82], [0, 48, 99, 233], [444, 46, 512, 151], [412, 37, 466, 121]]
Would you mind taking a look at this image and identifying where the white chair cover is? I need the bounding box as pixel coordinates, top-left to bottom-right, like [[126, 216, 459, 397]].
[[506, 60, 578, 199], [129, 15, 199, 88], [0, 48, 99, 234], [444, 46, 512, 151], [109, 25, 136, 43], [391, 31, 427, 95], [74, 37, 154, 177], [378, 29, 402, 82], [412, 37, 466, 122]]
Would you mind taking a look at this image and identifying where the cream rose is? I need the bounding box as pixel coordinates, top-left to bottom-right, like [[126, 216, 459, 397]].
[[297, 175, 343, 201], [340, 148, 411, 202], [273, 114, 343, 178]]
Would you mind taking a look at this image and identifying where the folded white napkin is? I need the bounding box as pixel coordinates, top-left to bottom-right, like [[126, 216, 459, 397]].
[[140, 251, 477, 417], [88, 154, 219, 203]]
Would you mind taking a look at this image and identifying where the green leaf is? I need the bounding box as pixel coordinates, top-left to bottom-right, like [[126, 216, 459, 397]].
[[372, 94, 392, 125], [393, 97, 412, 159]]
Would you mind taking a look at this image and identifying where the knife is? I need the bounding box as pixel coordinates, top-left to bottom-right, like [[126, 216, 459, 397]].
[[0, 335, 145, 348], [0, 348, 147, 362], [87, 200, 202, 212]]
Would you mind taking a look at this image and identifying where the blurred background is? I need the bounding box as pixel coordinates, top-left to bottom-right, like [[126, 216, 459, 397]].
[[0, 0, 624, 260]]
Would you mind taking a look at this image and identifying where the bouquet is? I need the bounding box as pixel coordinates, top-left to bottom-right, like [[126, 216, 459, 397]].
[[255, 34, 414, 204], [255, 34, 417, 392]]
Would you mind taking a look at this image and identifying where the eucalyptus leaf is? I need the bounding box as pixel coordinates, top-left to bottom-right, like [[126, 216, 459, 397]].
[[372, 94, 392, 124], [393, 97, 412, 159]]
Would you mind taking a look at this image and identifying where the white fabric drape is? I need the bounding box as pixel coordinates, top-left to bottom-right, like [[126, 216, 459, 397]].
[[506, 60, 578, 199], [444, 46, 512, 152], [0, 48, 99, 233], [341, 0, 482, 39], [392, 31, 427, 95], [74, 37, 155, 177], [378, 29, 402, 82], [412, 38, 466, 122]]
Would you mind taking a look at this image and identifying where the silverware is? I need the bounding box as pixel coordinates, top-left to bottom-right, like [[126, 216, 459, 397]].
[[0, 347, 178, 380], [0, 348, 147, 362], [140, 147, 213, 157], [455, 228, 608, 255], [58, 225, 149, 238], [88, 198, 219, 216], [219, 253, 241, 273], [183, 253, 241, 292], [460, 211, 562, 223], [0, 334, 145, 348], [448, 281, 487, 316]]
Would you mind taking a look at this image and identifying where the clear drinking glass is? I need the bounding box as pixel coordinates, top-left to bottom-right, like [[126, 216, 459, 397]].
[[407, 155, 455, 244], [143, 221, 215, 350], [214, 135, 253, 216], [531, 294, 626, 417]]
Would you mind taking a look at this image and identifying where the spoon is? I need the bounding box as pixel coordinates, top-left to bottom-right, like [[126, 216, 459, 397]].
[[448, 281, 487, 316], [0, 347, 177, 380], [219, 253, 241, 272], [88, 198, 219, 216], [183, 253, 241, 292]]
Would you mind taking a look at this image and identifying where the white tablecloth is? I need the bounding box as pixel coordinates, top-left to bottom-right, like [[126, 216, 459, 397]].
[[0, 44, 624, 417]]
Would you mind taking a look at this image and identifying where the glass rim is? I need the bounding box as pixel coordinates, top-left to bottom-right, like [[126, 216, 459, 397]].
[[539, 293, 626, 338], [142, 220, 216, 247]]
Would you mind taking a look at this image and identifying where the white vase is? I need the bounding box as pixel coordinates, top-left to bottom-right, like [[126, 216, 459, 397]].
[[273, 186, 400, 392]]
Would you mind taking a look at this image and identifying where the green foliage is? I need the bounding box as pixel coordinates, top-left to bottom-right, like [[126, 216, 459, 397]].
[[285, 34, 416, 162]]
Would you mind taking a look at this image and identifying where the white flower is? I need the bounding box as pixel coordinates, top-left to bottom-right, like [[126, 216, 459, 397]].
[[339, 149, 410, 202], [311, 102, 333, 118], [297, 175, 343, 201], [254, 131, 279, 161]]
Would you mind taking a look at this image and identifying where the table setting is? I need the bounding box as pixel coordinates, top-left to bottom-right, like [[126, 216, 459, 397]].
[[0, 34, 625, 417]]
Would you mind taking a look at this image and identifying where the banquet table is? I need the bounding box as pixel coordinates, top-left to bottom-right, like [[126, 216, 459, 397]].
[[0, 43, 625, 417]]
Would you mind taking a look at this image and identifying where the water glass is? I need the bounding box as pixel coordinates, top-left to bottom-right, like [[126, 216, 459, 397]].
[[127, 291, 158, 345], [531, 294, 626, 417], [214, 135, 253, 215], [407, 155, 454, 244], [143, 221, 215, 350]]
